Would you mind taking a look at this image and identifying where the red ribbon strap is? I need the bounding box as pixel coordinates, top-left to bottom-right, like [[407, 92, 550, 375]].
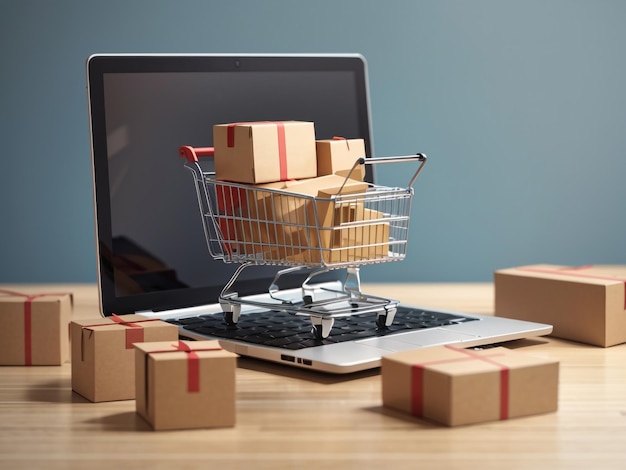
[[147, 341, 223, 393], [82, 315, 160, 350], [410, 345, 510, 420], [276, 122, 287, 181], [111, 314, 146, 349], [332, 136, 351, 150], [0, 289, 69, 366], [23, 300, 32, 365], [517, 265, 626, 309], [226, 123, 239, 147], [411, 364, 425, 417], [175, 341, 201, 393]]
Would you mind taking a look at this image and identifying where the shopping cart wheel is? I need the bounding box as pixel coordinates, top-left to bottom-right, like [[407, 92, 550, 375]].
[[376, 307, 397, 329], [219, 298, 241, 325], [310, 316, 334, 340]]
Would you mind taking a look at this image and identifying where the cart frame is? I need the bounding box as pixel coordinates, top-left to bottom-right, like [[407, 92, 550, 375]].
[[179, 146, 426, 338]]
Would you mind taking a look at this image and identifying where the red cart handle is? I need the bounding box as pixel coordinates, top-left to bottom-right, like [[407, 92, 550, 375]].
[[179, 146, 215, 163]]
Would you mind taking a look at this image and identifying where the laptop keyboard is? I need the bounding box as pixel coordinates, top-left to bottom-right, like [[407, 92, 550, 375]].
[[168, 307, 478, 350]]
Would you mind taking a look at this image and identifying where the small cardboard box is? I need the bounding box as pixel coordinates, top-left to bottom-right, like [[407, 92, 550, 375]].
[[135, 340, 238, 431], [0, 290, 72, 365], [71, 314, 179, 402], [306, 207, 390, 264], [303, 178, 370, 238], [214, 121, 317, 184], [382, 345, 559, 427], [316, 138, 366, 180], [495, 264, 626, 347]]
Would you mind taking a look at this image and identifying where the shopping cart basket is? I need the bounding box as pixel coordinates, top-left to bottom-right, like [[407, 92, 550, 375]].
[[178, 146, 427, 339]]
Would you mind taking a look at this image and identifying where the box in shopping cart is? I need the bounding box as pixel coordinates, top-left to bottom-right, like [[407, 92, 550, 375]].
[[215, 180, 286, 255], [316, 138, 366, 180], [214, 121, 317, 184], [217, 174, 369, 262], [266, 175, 370, 261], [314, 207, 391, 264]]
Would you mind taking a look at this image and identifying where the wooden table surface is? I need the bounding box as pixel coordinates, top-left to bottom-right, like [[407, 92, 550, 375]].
[[1, 283, 625, 469]]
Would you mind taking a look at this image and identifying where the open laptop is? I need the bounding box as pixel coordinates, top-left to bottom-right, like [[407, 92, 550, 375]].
[[86, 53, 552, 374]]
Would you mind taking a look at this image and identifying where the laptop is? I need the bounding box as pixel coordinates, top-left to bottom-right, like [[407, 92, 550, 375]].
[[86, 53, 552, 374]]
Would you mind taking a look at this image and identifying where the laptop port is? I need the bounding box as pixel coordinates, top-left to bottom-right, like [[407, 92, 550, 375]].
[[280, 354, 296, 363]]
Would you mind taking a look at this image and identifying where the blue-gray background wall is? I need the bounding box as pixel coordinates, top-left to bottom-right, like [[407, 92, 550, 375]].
[[2, 0, 625, 284]]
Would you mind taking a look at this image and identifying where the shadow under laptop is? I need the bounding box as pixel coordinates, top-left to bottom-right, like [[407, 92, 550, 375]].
[[237, 356, 380, 384], [235, 337, 554, 384], [468, 337, 551, 350]]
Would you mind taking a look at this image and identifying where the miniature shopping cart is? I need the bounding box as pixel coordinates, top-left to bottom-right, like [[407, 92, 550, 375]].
[[178, 146, 427, 339]]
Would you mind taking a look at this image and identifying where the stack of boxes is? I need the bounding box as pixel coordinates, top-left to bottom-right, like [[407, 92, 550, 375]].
[[212, 121, 388, 264], [69, 313, 238, 430], [0, 290, 238, 431]]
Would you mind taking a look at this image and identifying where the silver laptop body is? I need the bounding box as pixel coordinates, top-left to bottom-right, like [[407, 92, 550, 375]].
[[87, 53, 552, 374]]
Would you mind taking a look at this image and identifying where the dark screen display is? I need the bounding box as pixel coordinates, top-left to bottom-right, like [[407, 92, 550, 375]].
[[88, 55, 372, 315]]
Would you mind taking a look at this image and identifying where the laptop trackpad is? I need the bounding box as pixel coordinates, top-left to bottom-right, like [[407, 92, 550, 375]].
[[356, 328, 478, 352]]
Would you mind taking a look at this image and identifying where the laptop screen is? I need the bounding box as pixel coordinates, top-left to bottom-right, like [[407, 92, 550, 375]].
[[87, 54, 374, 316]]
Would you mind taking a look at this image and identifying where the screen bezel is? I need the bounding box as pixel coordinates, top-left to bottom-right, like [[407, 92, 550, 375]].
[[87, 53, 374, 316]]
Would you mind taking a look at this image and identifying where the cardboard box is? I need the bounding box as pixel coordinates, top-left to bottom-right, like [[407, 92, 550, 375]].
[[219, 175, 368, 262], [316, 138, 366, 180], [135, 340, 237, 430], [214, 121, 317, 184], [0, 290, 72, 365], [215, 180, 290, 257], [303, 178, 369, 236], [495, 264, 626, 347], [306, 207, 390, 264], [71, 314, 179, 402], [382, 345, 559, 427]]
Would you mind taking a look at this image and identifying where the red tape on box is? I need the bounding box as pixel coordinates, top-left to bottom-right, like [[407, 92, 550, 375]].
[[146, 341, 223, 393], [517, 265, 626, 309], [332, 135, 351, 150], [411, 345, 510, 420], [82, 315, 161, 350], [226, 121, 288, 181], [0, 289, 69, 366]]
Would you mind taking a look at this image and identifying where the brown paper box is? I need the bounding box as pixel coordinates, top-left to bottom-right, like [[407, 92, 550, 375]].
[[316, 138, 366, 180], [495, 264, 626, 347], [135, 340, 237, 430], [382, 345, 559, 427], [224, 175, 368, 262], [70, 314, 179, 402], [0, 292, 72, 366], [214, 121, 317, 184], [305, 208, 390, 264], [307, 179, 369, 237]]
